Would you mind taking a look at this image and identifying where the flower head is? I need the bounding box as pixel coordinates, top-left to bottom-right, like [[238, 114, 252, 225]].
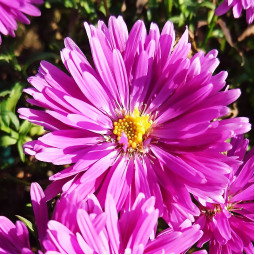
[[195, 136, 254, 254], [30, 183, 203, 254], [215, 0, 254, 24], [0, 0, 43, 44], [0, 216, 33, 254], [19, 16, 251, 226]]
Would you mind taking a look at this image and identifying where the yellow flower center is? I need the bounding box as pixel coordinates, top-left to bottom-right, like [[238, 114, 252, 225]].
[[113, 107, 152, 149]]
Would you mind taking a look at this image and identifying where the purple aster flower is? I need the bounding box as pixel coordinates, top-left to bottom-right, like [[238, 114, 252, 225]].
[[19, 16, 251, 226], [0, 0, 44, 45], [195, 136, 254, 254], [0, 216, 33, 254], [215, 0, 254, 24], [30, 182, 203, 254]]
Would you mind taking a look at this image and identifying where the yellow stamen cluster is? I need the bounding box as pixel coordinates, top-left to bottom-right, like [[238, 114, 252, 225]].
[[113, 107, 152, 149]]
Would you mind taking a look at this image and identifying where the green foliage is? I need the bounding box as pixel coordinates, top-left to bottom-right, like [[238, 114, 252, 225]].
[[0, 50, 22, 71], [16, 215, 35, 235], [0, 83, 45, 163], [44, 0, 98, 18], [155, 0, 216, 28]]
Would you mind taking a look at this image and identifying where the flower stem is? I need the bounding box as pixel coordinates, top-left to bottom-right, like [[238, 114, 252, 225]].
[[201, 15, 218, 49]]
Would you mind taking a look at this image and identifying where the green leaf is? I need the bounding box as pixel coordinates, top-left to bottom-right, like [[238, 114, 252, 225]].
[[7, 111, 20, 130], [0, 119, 11, 134], [1, 99, 8, 112], [99, 4, 106, 16], [5, 83, 23, 112], [207, 10, 214, 24], [81, 1, 93, 13], [17, 139, 25, 162], [44, 1, 51, 8], [199, 1, 215, 10], [29, 125, 45, 137], [0, 135, 17, 147], [211, 29, 224, 38], [167, 0, 173, 14], [147, 9, 152, 22], [10, 129, 19, 140], [0, 49, 21, 70], [23, 136, 32, 143], [19, 120, 32, 136], [0, 90, 11, 97], [0, 109, 20, 132], [1, 112, 10, 128], [0, 52, 13, 63], [16, 215, 34, 234], [169, 15, 185, 25]]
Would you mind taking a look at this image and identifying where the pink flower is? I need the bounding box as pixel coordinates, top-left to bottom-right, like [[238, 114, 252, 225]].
[[195, 136, 254, 253], [0, 216, 33, 254], [215, 0, 254, 24], [19, 16, 251, 226], [30, 183, 203, 254], [0, 0, 43, 44]]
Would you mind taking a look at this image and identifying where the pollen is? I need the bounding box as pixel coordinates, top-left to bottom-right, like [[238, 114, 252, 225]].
[[113, 107, 152, 149]]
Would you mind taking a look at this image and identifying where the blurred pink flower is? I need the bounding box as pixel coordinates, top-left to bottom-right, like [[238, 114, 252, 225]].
[[0, 216, 33, 254], [30, 183, 203, 254], [0, 0, 43, 44], [195, 136, 254, 253], [19, 16, 251, 226], [215, 0, 254, 24]]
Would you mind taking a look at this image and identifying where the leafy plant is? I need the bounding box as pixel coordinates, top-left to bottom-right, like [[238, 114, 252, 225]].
[[0, 83, 44, 163]]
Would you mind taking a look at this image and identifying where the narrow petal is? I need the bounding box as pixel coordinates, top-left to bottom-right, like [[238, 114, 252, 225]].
[[30, 183, 48, 242]]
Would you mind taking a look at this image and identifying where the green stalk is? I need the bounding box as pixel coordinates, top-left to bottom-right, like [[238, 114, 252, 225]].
[[103, 0, 109, 18], [201, 15, 218, 49], [166, 0, 173, 16]]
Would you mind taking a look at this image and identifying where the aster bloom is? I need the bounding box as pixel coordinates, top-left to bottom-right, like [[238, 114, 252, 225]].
[[215, 0, 254, 24], [19, 16, 251, 226], [0, 0, 44, 45], [0, 216, 33, 254], [195, 136, 254, 254], [30, 182, 203, 254]]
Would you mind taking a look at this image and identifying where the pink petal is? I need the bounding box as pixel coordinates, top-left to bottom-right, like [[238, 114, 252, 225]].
[[30, 183, 48, 242]]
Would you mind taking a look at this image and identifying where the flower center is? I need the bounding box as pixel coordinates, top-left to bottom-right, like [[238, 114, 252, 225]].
[[113, 107, 152, 149], [202, 204, 222, 220]]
